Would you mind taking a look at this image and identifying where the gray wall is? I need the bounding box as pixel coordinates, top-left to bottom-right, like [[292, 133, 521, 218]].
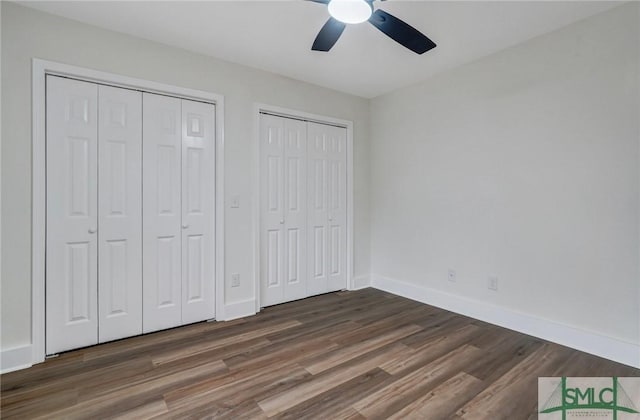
[[0, 2, 371, 350], [370, 3, 639, 345]]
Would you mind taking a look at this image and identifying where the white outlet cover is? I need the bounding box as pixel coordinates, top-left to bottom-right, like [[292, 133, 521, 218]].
[[488, 276, 498, 291], [448, 269, 456, 282], [231, 273, 240, 287]]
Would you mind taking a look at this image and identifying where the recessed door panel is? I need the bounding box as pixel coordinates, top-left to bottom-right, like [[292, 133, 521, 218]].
[[267, 229, 282, 288], [288, 158, 300, 212], [330, 225, 341, 275], [68, 137, 90, 216], [104, 240, 128, 317], [313, 159, 326, 211], [157, 236, 179, 307], [106, 141, 126, 215], [143, 93, 182, 333], [313, 227, 325, 278], [46, 76, 99, 354], [287, 228, 300, 284], [157, 145, 178, 215], [186, 148, 203, 214], [186, 235, 204, 303], [268, 156, 282, 213], [181, 99, 215, 324], [98, 85, 142, 343], [66, 242, 92, 322]]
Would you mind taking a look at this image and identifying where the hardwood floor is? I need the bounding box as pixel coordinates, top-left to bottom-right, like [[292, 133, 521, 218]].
[[2, 288, 638, 419]]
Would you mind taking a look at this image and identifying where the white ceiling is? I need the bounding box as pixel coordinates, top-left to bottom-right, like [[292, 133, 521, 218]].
[[21, 1, 622, 98]]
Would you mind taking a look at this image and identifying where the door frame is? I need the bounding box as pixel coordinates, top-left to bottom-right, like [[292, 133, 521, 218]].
[[32, 59, 226, 363], [252, 103, 355, 311]]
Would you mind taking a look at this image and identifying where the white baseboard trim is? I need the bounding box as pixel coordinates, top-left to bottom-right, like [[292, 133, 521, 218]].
[[372, 274, 640, 369], [1, 344, 33, 374], [350, 275, 371, 290], [223, 299, 257, 321]]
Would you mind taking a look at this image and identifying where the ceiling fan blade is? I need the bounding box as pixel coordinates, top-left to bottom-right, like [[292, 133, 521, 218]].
[[368, 9, 436, 54], [312, 17, 347, 52]]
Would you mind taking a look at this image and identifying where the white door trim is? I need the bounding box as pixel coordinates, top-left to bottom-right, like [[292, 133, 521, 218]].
[[32, 58, 226, 364], [252, 103, 355, 311]]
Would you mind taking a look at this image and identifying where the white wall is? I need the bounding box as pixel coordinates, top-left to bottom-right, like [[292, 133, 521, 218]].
[[370, 2, 639, 348], [0, 2, 370, 351]]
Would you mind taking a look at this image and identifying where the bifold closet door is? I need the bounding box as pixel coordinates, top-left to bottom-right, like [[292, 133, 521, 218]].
[[97, 85, 143, 343], [307, 122, 347, 296], [143, 93, 216, 332], [143, 93, 183, 333], [47, 81, 215, 350], [260, 114, 307, 307], [181, 100, 216, 324], [46, 76, 99, 354]]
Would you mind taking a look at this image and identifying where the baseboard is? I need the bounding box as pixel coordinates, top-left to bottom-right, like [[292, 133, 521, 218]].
[[350, 275, 371, 290], [1, 344, 33, 374], [223, 299, 257, 321], [372, 274, 640, 369]]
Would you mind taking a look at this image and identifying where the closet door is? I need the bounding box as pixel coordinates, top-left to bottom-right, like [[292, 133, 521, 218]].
[[282, 118, 308, 302], [307, 122, 347, 296], [46, 76, 99, 354], [142, 93, 182, 333], [181, 100, 215, 323], [260, 115, 308, 306], [260, 115, 285, 306], [325, 124, 348, 291], [97, 85, 143, 342]]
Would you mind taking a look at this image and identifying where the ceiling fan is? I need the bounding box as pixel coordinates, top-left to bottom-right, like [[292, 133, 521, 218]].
[[308, 0, 436, 54]]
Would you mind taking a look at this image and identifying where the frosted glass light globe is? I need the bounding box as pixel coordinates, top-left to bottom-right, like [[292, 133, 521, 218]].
[[328, 0, 373, 24]]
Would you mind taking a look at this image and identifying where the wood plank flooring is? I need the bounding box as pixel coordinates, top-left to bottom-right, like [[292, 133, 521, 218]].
[[1, 288, 638, 419]]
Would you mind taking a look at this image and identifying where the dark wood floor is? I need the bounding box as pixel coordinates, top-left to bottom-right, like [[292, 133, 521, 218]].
[[1, 288, 638, 419]]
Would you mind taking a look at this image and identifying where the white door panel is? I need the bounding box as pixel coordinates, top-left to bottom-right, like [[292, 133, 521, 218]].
[[307, 122, 347, 296], [307, 123, 328, 296], [326, 129, 347, 291], [46, 76, 99, 354], [98, 85, 142, 343], [143, 93, 182, 333], [181, 100, 215, 324], [260, 115, 308, 306], [283, 118, 307, 302], [260, 115, 285, 306]]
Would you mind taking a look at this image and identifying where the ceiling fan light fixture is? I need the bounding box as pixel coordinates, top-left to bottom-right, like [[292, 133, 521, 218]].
[[328, 0, 372, 24]]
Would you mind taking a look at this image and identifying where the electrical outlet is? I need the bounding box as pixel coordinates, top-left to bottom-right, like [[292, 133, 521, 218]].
[[231, 273, 240, 287], [488, 276, 498, 291], [448, 269, 456, 282], [230, 195, 240, 208]]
